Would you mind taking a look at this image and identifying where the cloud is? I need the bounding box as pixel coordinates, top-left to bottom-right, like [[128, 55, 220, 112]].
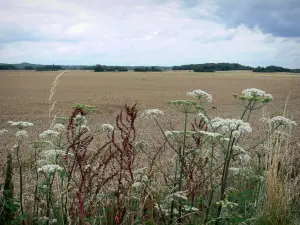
[[0, 0, 300, 68], [209, 0, 300, 38]]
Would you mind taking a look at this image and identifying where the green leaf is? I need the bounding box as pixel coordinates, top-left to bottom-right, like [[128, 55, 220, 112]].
[[72, 103, 97, 112]]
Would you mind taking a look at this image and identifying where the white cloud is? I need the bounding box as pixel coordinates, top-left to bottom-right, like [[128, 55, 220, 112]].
[[0, 0, 300, 68]]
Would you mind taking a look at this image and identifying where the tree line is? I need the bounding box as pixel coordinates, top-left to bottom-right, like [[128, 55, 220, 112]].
[[172, 63, 300, 73], [1, 62, 299, 73], [172, 63, 253, 72], [94, 64, 128, 72], [133, 66, 163, 72], [253, 66, 300, 73]]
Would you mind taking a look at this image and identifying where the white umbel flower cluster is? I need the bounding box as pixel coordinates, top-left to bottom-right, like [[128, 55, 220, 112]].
[[187, 89, 212, 103], [167, 191, 188, 201], [211, 117, 252, 134], [101, 124, 114, 132], [37, 164, 63, 174], [183, 205, 199, 212], [197, 130, 222, 138], [16, 130, 28, 140], [74, 114, 87, 125], [39, 130, 60, 138], [141, 109, 164, 119], [198, 113, 210, 123], [80, 125, 90, 132], [242, 88, 273, 100], [53, 123, 65, 132], [8, 121, 34, 129], [42, 149, 65, 160], [268, 116, 297, 127], [165, 130, 196, 142]]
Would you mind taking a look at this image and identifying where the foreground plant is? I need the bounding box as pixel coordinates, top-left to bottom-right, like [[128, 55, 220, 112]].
[[0, 87, 298, 225]]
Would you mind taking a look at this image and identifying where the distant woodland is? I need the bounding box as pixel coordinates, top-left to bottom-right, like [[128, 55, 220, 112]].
[[0, 62, 299, 73]]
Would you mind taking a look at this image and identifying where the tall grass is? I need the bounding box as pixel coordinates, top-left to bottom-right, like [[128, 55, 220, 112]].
[[0, 80, 299, 225]]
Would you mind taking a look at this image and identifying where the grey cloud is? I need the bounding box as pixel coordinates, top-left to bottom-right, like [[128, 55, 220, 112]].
[[214, 0, 300, 37], [181, 0, 300, 37]]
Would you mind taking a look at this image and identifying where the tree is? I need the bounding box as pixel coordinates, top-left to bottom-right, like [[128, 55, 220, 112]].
[[24, 66, 34, 70]]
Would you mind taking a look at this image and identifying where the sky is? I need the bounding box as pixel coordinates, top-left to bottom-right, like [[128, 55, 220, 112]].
[[0, 0, 300, 68]]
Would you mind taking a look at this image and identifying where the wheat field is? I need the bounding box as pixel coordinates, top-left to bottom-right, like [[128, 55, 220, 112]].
[[0, 70, 299, 120], [1, 70, 300, 224], [1, 69, 299, 143]]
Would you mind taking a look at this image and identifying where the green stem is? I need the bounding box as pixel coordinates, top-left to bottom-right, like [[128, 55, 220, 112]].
[[204, 140, 215, 223], [154, 118, 179, 154], [240, 99, 254, 120], [215, 133, 235, 225], [178, 112, 188, 221], [33, 147, 39, 218], [16, 141, 24, 223]]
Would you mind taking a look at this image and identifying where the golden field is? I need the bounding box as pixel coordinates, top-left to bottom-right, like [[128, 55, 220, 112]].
[[0, 70, 299, 125], [0, 70, 300, 224], [1, 69, 299, 149]]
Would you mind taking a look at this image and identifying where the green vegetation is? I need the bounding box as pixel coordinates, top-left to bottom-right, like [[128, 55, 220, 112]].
[[172, 63, 253, 72], [0, 64, 18, 70], [134, 66, 163, 72], [253, 65, 300, 73], [24, 66, 34, 70], [94, 64, 128, 72], [0, 62, 299, 74], [36, 65, 64, 71]]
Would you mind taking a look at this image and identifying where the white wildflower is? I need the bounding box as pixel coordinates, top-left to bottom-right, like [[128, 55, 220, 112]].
[[42, 150, 65, 162], [268, 116, 297, 127], [221, 137, 230, 142], [101, 124, 114, 132], [197, 130, 222, 138], [37, 164, 63, 174], [232, 130, 241, 138], [211, 118, 252, 134], [187, 89, 212, 102], [198, 113, 209, 123], [141, 109, 164, 119], [242, 88, 273, 100], [9, 121, 34, 129], [221, 126, 230, 133], [74, 114, 87, 125], [183, 205, 199, 212], [266, 94, 273, 99], [16, 130, 28, 140], [53, 123, 65, 132], [0, 129, 8, 136], [39, 130, 60, 138], [80, 125, 90, 132]]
